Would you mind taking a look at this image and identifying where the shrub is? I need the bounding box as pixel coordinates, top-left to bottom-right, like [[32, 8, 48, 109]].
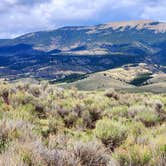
[[34, 101, 46, 118], [104, 106, 128, 119], [128, 105, 161, 126], [136, 109, 159, 127], [113, 145, 152, 166], [6, 104, 36, 123], [81, 110, 92, 129], [0, 121, 12, 153], [150, 135, 166, 166], [0, 133, 9, 153], [28, 85, 41, 97], [154, 145, 166, 166], [10, 91, 22, 106], [64, 113, 78, 128], [105, 89, 119, 100], [20, 148, 33, 165], [72, 141, 114, 166], [126, 121, 147, 145], [128, 105, 145, 118], [94, 118, 128, 150], [0, 142, 46, 166], [32, 141, 79, 166], [38, 118, 65, 138], [0, 120, 36, 145], [0, 85, 10, 105]]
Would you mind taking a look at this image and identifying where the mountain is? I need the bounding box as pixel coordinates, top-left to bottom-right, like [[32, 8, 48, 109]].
[[0, 20, 166, 80]]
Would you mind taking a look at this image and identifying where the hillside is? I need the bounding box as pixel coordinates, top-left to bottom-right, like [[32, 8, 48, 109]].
[[0, 81, 166, 165], [59, 63, 166, 93], [1, 20, 166, 52], [0, 20, 166, 80]]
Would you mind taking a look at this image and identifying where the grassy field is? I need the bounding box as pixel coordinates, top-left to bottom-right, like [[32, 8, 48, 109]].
[[0, 81, 165, 166]]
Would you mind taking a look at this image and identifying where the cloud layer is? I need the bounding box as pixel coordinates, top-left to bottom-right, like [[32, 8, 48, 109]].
[[0, 0, 165, 38]]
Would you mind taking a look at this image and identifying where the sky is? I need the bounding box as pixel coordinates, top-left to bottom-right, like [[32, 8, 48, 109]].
[[0, 0, 166, 38]]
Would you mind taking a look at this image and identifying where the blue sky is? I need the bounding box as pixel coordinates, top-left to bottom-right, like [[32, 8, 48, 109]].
[[0, 0, 166, 38]]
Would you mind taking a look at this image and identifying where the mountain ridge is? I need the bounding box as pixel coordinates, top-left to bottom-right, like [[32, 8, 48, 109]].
[[0, 20, 165, 80], [4, 19, 166, 40]]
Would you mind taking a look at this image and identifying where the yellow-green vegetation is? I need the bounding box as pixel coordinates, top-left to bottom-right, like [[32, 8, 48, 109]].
[[0, 81, 165, 166]]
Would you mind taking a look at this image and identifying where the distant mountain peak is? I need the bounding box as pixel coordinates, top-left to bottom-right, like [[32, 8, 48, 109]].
[[106, 19, 154, 25], [98, 20, 166, 33]]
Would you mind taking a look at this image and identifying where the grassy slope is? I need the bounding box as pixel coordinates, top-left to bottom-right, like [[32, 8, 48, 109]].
[[60, 64, 166, 93], [61, 71, 134, 91], [0, 81, 165, 166]]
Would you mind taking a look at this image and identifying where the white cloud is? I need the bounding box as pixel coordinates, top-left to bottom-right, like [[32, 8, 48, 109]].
[[0, 0, 165, 38], [141, 1, 166, 21]]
